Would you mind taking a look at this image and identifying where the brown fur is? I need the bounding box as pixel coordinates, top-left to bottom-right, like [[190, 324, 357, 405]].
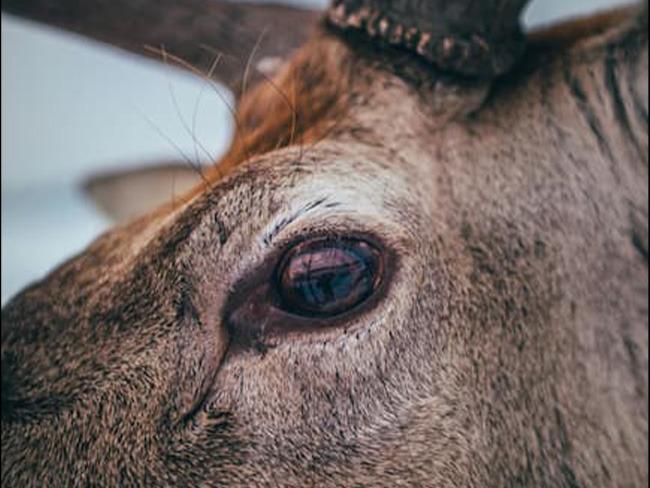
[[2, 4, 648, 488], [200, 30, 355, 187], [207, 8, 647, 185]]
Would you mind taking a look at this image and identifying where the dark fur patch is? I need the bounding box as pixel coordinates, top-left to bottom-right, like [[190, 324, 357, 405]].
[[563, 63, 621, 183], [605, 47, 646, 162]]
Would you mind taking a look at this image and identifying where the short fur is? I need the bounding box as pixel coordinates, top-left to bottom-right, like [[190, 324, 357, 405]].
[[1, 3, 648, 487]]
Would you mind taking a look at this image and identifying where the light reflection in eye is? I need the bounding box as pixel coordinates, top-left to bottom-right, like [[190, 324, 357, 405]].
[[276, 238, 383, 317]]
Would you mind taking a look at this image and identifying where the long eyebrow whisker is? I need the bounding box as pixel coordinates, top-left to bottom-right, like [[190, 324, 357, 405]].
[[241, 27, 269, 99], [291, 66, 304, 163], [140, 47, 214, 195], [130, 104, 198, 172], [160, 46, 220, 168], [256, 70, 301, 156], [144, 45, 253, 170], [191, 52, 224, 168], [158, 46, 222, 197]]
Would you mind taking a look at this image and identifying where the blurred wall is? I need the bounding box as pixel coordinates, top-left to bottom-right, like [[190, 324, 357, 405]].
[[0, 0, 629, 303]]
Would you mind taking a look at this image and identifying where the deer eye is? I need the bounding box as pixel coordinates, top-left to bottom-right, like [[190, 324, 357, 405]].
[[276, 238, 383, 317]]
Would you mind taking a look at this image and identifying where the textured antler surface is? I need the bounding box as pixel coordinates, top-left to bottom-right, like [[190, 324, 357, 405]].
[[1, 0, 319, 95], [327, 0, 530, 77]]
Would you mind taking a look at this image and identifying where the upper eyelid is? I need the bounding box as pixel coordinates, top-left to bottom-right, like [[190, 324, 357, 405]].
[[258, 208, 411, 261], [223, 201, 408, 296], [221, 217, 404, 330]]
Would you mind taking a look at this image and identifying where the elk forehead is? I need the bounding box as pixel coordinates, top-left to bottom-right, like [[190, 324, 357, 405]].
[[198, 31, 490, 192]]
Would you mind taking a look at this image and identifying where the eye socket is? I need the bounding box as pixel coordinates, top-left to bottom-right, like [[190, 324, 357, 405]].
[[275, 237, 383, 318]]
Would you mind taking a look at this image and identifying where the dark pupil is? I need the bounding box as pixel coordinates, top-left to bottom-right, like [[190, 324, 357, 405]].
[[278, 238, 382, 317]]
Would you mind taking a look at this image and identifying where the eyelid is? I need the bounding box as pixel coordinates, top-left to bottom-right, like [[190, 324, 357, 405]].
[[221, 213, 408, 316], [223, 231, 398, 351]]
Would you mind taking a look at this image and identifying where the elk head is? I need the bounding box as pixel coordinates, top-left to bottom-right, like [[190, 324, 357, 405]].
[[1, 0, 648, 487]]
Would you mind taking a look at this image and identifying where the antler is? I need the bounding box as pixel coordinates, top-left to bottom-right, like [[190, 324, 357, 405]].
[[1, 0, 319, 96], [327, 0, 531, 77]]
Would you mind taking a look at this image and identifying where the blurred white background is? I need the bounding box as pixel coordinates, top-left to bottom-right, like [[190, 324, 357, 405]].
[[1, 0, 628, 304]]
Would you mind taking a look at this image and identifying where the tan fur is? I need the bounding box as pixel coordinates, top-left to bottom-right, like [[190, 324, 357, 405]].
[[2, 4, 648, 488], [207, 9, 645, 185], [198, 32, 355, 189]]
